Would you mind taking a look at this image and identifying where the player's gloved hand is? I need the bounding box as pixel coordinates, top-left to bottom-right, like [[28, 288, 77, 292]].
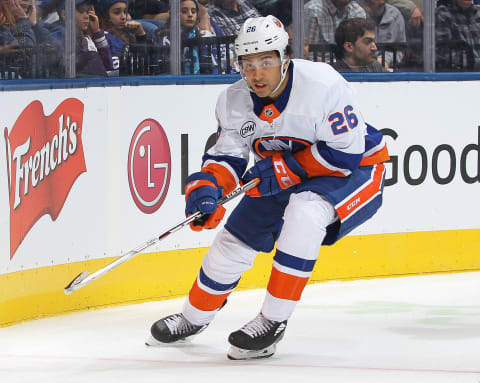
[[185, 172, 226, 231], [243, 151, 307, 197]]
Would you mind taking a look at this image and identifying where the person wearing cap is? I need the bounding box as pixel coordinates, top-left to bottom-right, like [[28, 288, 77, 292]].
[[145, 15, 389, 360], [48, 0, 114, 76], [96, 0, 147, 70]]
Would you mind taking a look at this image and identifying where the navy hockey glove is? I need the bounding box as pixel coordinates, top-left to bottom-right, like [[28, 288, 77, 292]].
[[185, 172, 226, 231], [243, 152, 307, 197]]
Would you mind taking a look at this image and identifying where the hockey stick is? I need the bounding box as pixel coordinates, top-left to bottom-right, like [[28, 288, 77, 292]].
[[64, 178, 259, 295]]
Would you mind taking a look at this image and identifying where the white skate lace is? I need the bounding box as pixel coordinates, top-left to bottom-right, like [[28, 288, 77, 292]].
[[240, 313, 276, 338], [164, 314, 197, 336]]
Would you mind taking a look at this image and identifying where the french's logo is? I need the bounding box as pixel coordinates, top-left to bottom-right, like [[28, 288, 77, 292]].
[[4, 98, 86, 259]]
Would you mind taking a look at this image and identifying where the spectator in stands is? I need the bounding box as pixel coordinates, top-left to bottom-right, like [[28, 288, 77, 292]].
[[18, 0, 57, 45], [1, 0, 66, 79], [205, 0, 262, 36], [0, 0, 36, 50], [76, 0, 114, 75], [127, 0, 167, 38], [304, 0, 366, 58], [436, 0, 480, 71], [386, 0, 423, 69], [46, 0, 66, 40], [154, 0, 218, 74], [39, 0, 59, 24], [0, 0, 37, 78], [332, 17, 388, 71], [128, 0, 168, 20], [251, 0, 293, 26], [97, 0, 148, 71], [49, 0, 114, 76], [360, 0, 406, 68], [304, 0, 366, 44], [388, 0, 422, 28]]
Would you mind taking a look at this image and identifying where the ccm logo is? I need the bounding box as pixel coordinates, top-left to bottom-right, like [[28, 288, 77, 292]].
[[347, 197, 361, 210], [273, 159, 295, 188]]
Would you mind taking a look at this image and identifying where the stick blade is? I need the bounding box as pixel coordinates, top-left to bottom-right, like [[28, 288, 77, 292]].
[[64, 271, 90, 295]]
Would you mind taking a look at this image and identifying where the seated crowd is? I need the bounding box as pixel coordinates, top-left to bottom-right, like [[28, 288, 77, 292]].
[[0, 0, 478, 78]]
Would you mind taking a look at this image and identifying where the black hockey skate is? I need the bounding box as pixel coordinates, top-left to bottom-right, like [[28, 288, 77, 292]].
[[145, 313, 208, 346], [227, 313, 287, 360]]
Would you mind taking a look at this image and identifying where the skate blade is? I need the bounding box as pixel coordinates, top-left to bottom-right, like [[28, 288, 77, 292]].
[[227, 344, 276, 360], [145, 335, 193, 347]]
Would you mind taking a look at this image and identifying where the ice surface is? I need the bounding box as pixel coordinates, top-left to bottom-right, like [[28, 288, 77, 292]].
[[1, 272, 480, 382]]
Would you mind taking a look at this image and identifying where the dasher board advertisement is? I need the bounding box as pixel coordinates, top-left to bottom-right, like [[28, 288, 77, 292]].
[[1, 81, 479, 275]]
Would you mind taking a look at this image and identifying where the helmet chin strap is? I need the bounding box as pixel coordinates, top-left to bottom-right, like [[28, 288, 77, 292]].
[[270, 58, 290, 96]]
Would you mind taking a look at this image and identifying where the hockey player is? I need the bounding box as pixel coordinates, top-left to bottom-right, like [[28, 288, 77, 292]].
[[146, 15, 390, 360]]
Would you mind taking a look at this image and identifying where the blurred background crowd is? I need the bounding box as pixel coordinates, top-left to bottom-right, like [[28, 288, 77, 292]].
[[0, 0, 478, 79]]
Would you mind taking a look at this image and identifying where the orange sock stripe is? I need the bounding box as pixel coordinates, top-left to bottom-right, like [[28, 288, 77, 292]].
[[202, 164, 237, 195], [267, 267, 309, 301], [185, 179, 217, 201], [294, 147, 347, 178], [360, 145, 390, 166], [336, 163, 385, 221], [189, 280, 231, 311]]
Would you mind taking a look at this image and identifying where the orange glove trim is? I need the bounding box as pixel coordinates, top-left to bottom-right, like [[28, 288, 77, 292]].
[[202, 163, 237, 195], [189, 205, 226, 231]]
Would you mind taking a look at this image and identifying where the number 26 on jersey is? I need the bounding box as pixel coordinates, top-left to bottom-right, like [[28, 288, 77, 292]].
[[328, 105, 358, 135]]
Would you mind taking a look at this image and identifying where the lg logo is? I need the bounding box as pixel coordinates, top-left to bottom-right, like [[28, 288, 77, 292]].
[[128, 119, 171, 214]]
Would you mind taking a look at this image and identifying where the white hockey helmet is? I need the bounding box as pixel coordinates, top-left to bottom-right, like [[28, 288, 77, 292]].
[[234, 15, 291, 93]]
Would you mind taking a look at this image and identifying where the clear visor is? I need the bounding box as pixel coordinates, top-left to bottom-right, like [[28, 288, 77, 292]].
[[236, 54, 282, 73]]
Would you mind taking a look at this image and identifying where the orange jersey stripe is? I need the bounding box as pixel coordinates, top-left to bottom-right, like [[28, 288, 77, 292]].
[[360, 145, 390, 166], [336, 163, 385, 221], [188, 280, 231, 311], [294, 147, 347, 178], [267, 267, 309, 301], [202, 163, 237, 195]]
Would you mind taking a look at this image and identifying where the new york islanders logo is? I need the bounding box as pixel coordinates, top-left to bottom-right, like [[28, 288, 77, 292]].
[[272, 17, 283, 29], [253, 136, 311, 158], [4, 99, 86, 259]]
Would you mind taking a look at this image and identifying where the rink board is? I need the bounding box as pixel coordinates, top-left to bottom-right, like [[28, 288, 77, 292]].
[[1, 81, 479, 326], [1, 229, 479, 326]]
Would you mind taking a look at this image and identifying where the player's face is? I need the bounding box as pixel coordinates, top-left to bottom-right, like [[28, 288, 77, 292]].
[[352, 30, 378, 66], [239, 51, 287, 99], [108, 2, 127, 31]]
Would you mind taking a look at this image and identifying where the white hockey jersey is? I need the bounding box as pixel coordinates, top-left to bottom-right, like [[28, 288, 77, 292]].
[[201, 59, 389, 195]]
